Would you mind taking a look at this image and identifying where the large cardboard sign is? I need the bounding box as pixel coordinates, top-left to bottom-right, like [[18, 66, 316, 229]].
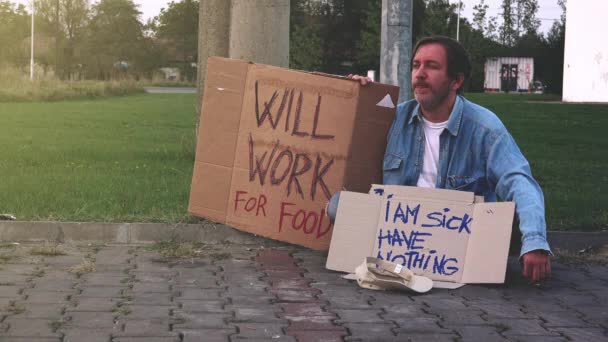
[[189, 57, 399, 250], [326, 185, 515, 284]]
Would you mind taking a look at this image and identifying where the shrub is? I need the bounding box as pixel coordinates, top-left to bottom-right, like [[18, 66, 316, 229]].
[[0, 66, 144, 102]]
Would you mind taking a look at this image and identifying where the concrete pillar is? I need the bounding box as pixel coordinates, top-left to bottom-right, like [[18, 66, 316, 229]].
[[381, 0, 414, 102], [197, 0, 231, 109], [197, 0, 289, 114], [229, 0, 290, 67]]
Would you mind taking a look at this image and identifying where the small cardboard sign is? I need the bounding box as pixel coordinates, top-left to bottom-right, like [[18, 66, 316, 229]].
[[326, 185, 515, 284], [189, 57, 399, 250]]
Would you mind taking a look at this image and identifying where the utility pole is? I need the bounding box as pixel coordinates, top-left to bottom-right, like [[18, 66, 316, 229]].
[[229, 0, 289, 67], [30, 0, 35, 80], [456, 0, 461, 41], [55, 0, 60, 76], [196, 0, 290, 133], [381, 0, 414, 102], [197, 0, 231, 113]]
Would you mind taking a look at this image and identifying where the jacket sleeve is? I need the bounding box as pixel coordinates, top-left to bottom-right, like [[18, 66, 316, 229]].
[[486, 131, 551, 256]]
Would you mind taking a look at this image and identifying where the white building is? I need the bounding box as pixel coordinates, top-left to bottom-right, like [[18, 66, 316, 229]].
[[484, 57, 535, 93], [562, 0, 608, 102]]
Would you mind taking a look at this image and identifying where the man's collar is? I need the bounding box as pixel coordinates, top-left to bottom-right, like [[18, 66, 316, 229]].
[[408, 95, 464, 136], [408, 104, 422, 125], [445, 95, 464, 136]]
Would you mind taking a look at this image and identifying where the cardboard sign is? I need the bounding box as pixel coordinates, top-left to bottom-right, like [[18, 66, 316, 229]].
[[326, 185, 515, 284], [189, 57, 399, 250]]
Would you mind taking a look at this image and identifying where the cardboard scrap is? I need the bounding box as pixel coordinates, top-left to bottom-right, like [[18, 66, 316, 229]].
[[326, 185, 515, 285], [189, 57, 399, 250]]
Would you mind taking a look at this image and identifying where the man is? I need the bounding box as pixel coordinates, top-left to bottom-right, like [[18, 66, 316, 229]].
[[335, 36, 551, 283]]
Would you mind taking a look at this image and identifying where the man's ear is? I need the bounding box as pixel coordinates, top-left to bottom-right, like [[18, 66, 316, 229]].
[[451, 73, 465, 91]]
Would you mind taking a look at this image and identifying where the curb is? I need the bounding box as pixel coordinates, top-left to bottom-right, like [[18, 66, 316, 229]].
[[0, 221, 273, 245], [0, 221, 606, 253], [547, 230, 608, 253]]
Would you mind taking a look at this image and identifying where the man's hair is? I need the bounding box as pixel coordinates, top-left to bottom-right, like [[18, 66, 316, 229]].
[[412, 36, 471, 93]]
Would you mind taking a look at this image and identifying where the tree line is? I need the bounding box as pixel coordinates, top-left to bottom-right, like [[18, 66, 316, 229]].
[[290, 0, 567, 94], [0, 0, 567, 93], [0, 0, 199, 81]]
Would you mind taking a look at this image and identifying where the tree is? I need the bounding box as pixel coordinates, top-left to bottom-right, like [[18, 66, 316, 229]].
[[517, 0, 540, 36], [486, 15, 499, 41], [290, 0, 324, 70], [290, 22, 324, 71], [498, 0, 540, 45], [411, 0, 426, 44], [33, 0, 63, 72], [499, 0, 516, 46], [152, 0, 199, 81], [470, 0, 497, 42], [34, 0, 89, 78], [0, 1, 29, 66], [289, 0, 368, 74], [84, 0, 146, 79], [62, 0, 89, 71], [558, 0, 566, 24], [316, 0, 368, 73], [354, 0, 380, 73], [472, 0, 488, 33], [539, 0, 566, 94], [421, 0, 458, 38]]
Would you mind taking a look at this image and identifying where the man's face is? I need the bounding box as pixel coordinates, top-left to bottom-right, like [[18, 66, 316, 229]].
[[411, 43, 459, 111]]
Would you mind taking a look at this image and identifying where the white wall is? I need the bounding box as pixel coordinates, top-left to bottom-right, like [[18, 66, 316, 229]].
[[562, 1, 608, 103]]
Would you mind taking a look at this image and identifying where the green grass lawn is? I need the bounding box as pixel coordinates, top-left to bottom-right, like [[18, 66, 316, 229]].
[[0, 93, 199, 223], [0, 92, 606, 230], [467, 93, 608, 231]]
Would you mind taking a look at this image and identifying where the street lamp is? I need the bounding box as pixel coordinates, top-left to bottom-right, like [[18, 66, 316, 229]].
[[456, 0, 462, 41], [30, 0, 35, 80]]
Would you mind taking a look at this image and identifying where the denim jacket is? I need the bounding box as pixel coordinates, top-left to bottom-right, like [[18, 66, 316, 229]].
[[383, 95, 551, 256]]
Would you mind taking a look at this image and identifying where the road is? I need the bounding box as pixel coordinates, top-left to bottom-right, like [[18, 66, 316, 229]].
[[144, 87, 197, 94]]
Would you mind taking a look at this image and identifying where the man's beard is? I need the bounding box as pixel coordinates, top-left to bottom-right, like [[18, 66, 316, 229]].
[[413, 81, 451, 111]]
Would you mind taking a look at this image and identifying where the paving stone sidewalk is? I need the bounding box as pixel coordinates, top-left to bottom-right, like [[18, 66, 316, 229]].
[[0, 242, 606, 342]]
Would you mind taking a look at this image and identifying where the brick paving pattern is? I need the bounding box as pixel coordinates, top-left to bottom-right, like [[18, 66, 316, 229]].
[[0, 242, 606, 341]]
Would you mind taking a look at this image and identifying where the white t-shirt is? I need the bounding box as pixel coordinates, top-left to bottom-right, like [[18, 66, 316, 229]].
[[416, 116, 448, 188]]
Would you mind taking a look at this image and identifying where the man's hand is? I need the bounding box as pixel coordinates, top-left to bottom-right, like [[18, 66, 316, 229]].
[[522, 250, 551, 283], [347, 74, 373, 85]]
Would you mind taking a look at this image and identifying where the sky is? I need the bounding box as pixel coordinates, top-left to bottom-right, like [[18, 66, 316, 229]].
[[13, 0, 564, 35], [12, 0, 173, 22], [452, 0, 564, 34], [133, 0, 173, 21]]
